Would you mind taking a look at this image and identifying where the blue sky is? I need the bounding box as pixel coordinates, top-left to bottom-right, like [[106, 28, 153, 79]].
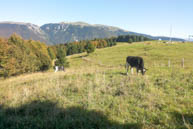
[[0, 0, 193, 39]]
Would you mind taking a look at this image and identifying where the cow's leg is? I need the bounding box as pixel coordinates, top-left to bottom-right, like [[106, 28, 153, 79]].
[[125, 62, 129, 75], [141, 68, 145, 75], [131, 67, 134, 75], [136, 68, 139, 75], [55, 66, 58, 72]]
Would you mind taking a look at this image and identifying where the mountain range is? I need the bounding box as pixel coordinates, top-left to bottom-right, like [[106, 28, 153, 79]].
[[0, 21, 185, 45]]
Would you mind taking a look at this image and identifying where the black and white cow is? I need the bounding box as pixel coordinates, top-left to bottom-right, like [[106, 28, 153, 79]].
[[125, 56, 147, 75], [54, 66, 65, 72]]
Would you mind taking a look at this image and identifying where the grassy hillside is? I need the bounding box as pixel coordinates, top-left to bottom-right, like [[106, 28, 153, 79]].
[[0, 41, 193, 129]]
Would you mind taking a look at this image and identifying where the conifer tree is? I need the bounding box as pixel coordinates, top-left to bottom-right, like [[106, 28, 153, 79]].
[[55, 48, 69, 67], [85, 42, 95, 54]]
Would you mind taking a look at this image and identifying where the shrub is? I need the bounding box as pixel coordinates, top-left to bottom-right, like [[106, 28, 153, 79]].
[[85, 42, 95, 54]]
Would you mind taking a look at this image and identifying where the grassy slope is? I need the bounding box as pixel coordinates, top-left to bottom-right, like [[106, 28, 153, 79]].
[[0, 41, 193, 129]]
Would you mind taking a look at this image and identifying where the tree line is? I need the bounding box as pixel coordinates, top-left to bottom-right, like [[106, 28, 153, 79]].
[[54, 34, 151, 57], [55, 38, 117, 56], [116, 35, 152, 43], [0, 35, 116, 77], [0, 34, 152, 77]]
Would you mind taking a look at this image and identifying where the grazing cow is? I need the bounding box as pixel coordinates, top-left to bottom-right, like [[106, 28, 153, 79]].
[[55, 66, 65, 72], [59, 66, 65, 71], [125, 56, 147, 75]]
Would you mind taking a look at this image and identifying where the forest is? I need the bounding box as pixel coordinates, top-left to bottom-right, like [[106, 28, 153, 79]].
[[116, 35, 152, 43]]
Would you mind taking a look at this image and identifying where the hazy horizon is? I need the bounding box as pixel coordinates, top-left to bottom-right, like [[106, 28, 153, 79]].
[[0, 0, 193, 39]]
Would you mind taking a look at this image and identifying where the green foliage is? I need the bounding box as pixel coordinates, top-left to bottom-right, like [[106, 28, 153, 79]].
[[128, 38, 133, 43], [47, 47, 56, 60], [0, 34, 52, 77], [85, 42, 95, 54], [56, 38, 117, 56], [140, 36, 144, 42], [55, 47, 69, 67], [116, 34, 152, 43], [66, 42, 79, 55], [77, 41, 85, 53]]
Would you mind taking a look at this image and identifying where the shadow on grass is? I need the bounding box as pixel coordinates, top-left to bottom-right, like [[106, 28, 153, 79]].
[[111, 71, 129, 76], [0, 100, 142, 129], [118, 72, 128, 76], [172, 112, 193, 129], [73, 54, 88, 59]]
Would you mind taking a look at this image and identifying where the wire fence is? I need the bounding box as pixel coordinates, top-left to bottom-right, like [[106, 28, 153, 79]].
[[82, 57, 191, 70], [152, 58, 190, 69]]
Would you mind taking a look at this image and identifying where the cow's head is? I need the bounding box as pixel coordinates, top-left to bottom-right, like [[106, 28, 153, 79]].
[[142, 68, 148, 75]]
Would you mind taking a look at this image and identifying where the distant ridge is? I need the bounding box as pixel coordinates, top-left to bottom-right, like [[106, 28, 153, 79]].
[[0, 21, 185, 45], [0, 21, 48, 43]]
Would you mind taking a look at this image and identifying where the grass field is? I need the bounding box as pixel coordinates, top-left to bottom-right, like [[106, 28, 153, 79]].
[[0, 41, 193, 129]]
